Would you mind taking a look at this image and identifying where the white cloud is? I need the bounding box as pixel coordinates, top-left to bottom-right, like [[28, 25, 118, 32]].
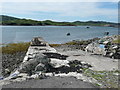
[[2, 2, 118, 19]]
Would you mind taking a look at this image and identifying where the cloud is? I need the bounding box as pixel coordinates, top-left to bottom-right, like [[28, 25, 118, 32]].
[[1, 2, 118, 22]]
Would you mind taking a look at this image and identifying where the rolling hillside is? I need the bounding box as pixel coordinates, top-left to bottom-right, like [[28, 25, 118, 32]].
[[0, 15, 118, 27]]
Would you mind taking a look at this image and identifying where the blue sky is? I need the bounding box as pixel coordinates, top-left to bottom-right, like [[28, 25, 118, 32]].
[[2, 2, 118, 23]]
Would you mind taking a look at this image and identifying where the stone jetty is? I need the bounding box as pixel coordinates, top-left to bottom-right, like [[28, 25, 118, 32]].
[[18, 37, 69, 75], [0, 37, 92, 86]]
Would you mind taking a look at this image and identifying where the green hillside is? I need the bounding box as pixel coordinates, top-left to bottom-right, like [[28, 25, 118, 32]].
[[0, 15, 19, 21], [0, 15, 118, 27]]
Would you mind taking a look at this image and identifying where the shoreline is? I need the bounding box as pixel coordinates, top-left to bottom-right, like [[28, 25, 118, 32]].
[[1, 25, 118, 28]]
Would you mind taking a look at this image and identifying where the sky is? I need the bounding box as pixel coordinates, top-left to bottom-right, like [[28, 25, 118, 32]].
[[1, 1, 119, 23]]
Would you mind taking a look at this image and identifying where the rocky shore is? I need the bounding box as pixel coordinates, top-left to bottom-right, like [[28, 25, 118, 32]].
[[2, 52, 26, 77], [1, 36, 119, 88]]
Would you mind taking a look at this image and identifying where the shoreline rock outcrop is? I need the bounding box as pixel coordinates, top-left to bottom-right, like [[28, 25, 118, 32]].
[[85, 35, 120, 59]]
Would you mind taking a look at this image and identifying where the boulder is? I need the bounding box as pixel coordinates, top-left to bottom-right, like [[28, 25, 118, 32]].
[[31, 37, 48, 46], [19, 53, 50, 74], [19, 59, 39, 75]]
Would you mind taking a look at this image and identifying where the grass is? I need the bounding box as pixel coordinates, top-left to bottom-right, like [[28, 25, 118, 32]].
[[112, 39, 120, 44], [0, 42, 30, 54], [64, 40, 89, 45], [0, 41, 83, 54], [83, 69, 120, 88], [0, 39, 92, 54], [50, 40, 89, 47], [112, 36, 120, 44]]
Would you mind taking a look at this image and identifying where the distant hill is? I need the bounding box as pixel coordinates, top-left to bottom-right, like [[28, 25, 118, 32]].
[[0, 15, 20, 21], [0, 15, 118, 27]]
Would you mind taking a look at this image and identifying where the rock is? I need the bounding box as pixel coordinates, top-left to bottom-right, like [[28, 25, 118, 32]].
[[0, 76, 4, 80], [35, 63, 47, 72], [38, 73, 47, 79], [19, 59, 39, 74], [11, 75, 22, 80], [19, 53, 50, 75], [50, 58, 69, 68], [45, 73, 53, 77], [31, 37, 48, 46], [30, 74, 39, 79], [103, 41, 109, 44], [85, 35, 120, 59], [112, 52, 120, 59], [57, 66, 70, 74], [43, 52, 68, 60], [4, 69, 11, 76], [33, 53, 51, 64]]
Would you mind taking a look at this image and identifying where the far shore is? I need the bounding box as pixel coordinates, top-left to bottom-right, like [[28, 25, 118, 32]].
[[0, 25, 118, 28]]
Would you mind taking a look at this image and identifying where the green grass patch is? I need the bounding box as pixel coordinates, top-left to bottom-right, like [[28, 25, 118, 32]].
[[112, 36, 120, 44], [112, 39, 120, 44], [0, 42, 30, 54]]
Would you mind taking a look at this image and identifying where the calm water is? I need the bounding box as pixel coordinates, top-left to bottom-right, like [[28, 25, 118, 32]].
[[1, 26, 118, 44]]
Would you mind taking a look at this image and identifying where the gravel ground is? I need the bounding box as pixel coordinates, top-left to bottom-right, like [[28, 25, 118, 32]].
[[2, 52, 26, 77], [2, 76, 97, 88]]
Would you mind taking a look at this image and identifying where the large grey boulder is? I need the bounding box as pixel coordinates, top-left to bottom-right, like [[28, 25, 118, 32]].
[[19, 53, 50, 75], [19, 59, 39, 74]]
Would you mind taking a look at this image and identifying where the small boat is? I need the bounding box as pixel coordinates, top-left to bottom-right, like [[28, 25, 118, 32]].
[[67, 33, 70, 36]]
